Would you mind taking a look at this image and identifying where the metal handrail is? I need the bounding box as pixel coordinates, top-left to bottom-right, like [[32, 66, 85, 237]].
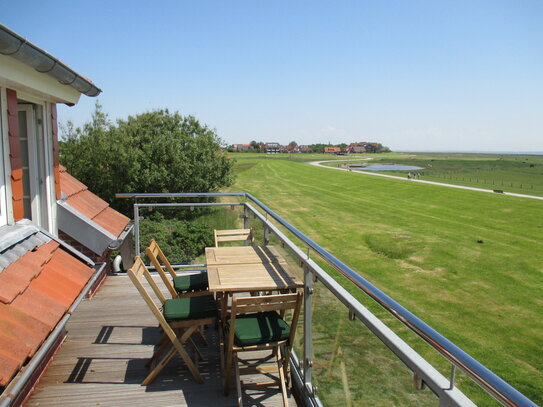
[[116, 192, 538, 407]]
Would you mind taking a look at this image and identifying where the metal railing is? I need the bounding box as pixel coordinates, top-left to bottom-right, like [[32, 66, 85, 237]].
[[116, 192, 538, 407]]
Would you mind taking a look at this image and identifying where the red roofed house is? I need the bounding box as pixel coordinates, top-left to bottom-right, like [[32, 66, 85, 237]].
[[345, 142, 381, 153], [0, 24, 132, 404], [324, 146, 341, 154]]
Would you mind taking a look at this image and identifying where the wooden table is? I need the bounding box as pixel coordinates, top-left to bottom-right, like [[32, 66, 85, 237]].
[[205, 246, 302, 293], [205, 245, 286, 267]]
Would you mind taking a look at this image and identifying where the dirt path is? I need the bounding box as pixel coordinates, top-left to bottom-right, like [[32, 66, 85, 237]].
[[308, 159, 543, 201]]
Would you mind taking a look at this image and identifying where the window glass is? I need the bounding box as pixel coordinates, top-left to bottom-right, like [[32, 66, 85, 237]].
[[18, 110, 32, 219]]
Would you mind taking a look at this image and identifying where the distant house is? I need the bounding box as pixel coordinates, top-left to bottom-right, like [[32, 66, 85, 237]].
[[231, 144, 251, 152], [287, 145, 300, 153], [0, 24, 132, 401], [264, 142, 280, 154], [346, 142, 381, 153], [324, 146, 341, 154], [299, 145, 312, 153], [281, 144, 300, 153]]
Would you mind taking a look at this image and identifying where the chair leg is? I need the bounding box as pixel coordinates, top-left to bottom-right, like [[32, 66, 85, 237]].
[[276, 347, 289, 407], [142, 346, 177, 385], [144, 326, 204, 385], [195, 327, 208, 346], [218, 324, 225, 377], [186, 334, 204, 361], [235, 357, 243, 407], [176, 326, 204, 383], [283, 345, 291, 387], [146, 333, 169, 367], [224, 349, 234, 395]]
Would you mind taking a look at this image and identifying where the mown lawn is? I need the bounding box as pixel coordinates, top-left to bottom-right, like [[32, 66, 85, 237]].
[[229, 157, 543, 406], [332, 152, 543, 197]]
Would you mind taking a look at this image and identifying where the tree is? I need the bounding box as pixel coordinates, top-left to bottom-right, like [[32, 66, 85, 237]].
[[60, 103, 235, 215], [249, 140, 263, 152]]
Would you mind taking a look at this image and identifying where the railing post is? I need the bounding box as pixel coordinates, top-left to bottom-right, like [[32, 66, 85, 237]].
[[263, 225, 270, 245], [303, 263, 314, 398], [243, 205, 250, 246], [134, 204, 140, 256]]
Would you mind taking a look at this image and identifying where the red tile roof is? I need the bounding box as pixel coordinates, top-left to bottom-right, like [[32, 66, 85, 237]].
[[59, 166, 129, 238], [0, 240, 94, 386]]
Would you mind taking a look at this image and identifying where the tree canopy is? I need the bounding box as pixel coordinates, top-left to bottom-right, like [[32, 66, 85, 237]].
[[60, 103, 234, 215]]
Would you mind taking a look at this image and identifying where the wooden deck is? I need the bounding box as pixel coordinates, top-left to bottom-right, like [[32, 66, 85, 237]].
[[27, 274, 299, 407]]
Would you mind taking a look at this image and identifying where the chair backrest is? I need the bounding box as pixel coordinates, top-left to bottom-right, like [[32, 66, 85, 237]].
[[145, 240, 177, 298], [127, 257, 178, 342], [230, 292, 303, 346], [214, 228, 254, 247]]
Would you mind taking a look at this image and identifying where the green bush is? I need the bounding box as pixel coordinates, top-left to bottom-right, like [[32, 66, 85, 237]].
[[140, 217, 214, 264]]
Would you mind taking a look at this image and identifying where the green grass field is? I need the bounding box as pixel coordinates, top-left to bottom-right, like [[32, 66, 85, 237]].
[[227, 156, 543, 405], [325, 152, 543, 197]]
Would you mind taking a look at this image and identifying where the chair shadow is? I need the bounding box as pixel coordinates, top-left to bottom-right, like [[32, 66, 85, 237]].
[[93, 325, 161, 345], [64, 324, 236, 401]]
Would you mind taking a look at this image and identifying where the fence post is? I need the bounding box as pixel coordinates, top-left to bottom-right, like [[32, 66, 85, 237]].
[[303, 263, 314, 399]]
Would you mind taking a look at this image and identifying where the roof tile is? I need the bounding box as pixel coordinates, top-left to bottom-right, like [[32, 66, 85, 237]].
[[93, 207, 130, 237], [0, 304, 50, 350], [47, 249, 94, 285], [0, 240, 60, 303], [59, 169, 130, 240], [10, 285, 66, 329], [0, 350, 21, 387], [59, 170, 87, 198], [0, 268, 29, 303], [0, 237, 93, 387], [66, 189, 109, 219], [30, 267, 82, 308]]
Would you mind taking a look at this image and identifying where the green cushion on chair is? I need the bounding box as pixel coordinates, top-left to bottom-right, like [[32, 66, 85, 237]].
[[163, 295, 216, 321], [172, 272, 208, 292], [227, 311, 291, 347]]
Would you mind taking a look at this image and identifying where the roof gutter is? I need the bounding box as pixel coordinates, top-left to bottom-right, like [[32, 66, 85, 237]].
[[0, 261, 106, 407], [0, 24, 101, 97]]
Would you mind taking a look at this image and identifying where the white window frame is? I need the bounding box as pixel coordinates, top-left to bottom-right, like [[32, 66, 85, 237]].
[[43, 102, 56, 234], [0, 88, 10, 226], [19, 103, 51, 229]]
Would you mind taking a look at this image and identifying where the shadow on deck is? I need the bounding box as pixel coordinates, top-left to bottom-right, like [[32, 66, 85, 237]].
[[26, 274, 297, 407]]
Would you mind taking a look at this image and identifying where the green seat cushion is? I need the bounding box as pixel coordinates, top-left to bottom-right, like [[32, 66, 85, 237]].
[[163, 295, 216, 321], [172, 272, 208, 292], [227, 311, 291, 347]]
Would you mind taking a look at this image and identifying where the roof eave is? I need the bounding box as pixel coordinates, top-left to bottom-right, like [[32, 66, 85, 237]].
[[0, 24, 102, 98]]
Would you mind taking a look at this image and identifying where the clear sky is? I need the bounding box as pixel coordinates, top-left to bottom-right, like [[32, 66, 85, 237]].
[[4, 1, 543, 151]]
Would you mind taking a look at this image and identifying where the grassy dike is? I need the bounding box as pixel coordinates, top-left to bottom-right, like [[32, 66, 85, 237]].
[[229, 157, 543, 405]]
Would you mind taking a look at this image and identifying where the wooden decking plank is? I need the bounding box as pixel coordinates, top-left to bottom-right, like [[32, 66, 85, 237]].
[[26, 274, 297, 407]]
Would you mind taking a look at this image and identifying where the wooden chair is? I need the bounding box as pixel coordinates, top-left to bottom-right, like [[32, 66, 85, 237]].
[[214, 228, 254, 247], [127, 256, 216, 384], [223, 292, 303, 406], [145, 239, 209, 298]]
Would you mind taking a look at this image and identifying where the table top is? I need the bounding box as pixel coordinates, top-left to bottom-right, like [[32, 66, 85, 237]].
[[205, 246, 302, 293], [205, 245, 286, 266], [207, 262, 303, 292]]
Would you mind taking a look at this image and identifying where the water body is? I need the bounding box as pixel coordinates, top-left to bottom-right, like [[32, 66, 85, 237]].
[[352, 164, 424, 171]]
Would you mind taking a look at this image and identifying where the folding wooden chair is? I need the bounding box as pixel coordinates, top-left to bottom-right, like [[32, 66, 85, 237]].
[[223, 292, 303, 406], [127, 256, 216, 384], [214, 228, 254, 247], [145, 239, 209, 298]]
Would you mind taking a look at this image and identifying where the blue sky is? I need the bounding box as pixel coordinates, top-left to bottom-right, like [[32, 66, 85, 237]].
[[4, 1, 543, 151]]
